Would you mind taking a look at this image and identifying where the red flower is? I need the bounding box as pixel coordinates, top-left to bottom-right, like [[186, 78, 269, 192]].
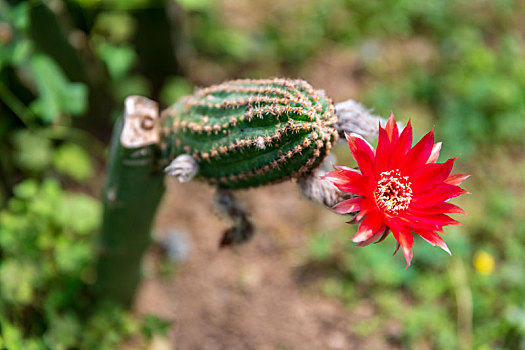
[[324, 114, 469, 267]]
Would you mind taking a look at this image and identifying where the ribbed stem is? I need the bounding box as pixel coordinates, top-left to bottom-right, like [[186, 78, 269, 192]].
[[160, 78, 339, 189]]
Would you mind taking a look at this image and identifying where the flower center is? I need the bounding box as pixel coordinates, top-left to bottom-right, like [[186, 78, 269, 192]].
[[374, 169, 413, 215]]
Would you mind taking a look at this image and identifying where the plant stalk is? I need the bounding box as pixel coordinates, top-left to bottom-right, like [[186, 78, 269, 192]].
[[95, 97, 165, 306]]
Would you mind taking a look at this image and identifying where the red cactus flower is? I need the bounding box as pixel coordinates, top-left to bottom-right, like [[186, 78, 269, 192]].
[[324, 114, 469, 267]]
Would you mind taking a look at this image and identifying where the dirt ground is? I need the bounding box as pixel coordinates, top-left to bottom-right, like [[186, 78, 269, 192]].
[[134, 176, 398, 350]]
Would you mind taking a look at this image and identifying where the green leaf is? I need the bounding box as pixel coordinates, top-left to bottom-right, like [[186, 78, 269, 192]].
[[74, 0, 150, 10], [55, 237, 91, 274], [141, 315, 171, 340], [29, 179, 63, 220], [96, 43, 137, 80], [160, 76, 193, 106], [11, 130, 52, 173], [43, 314, 81, 349], [57, 193, 101, 235], [0, 260, 37, 305], [92, 12, 136, 43], [113, 75, 150, 102], [53, 143, 94, 182], [11, 39, 32, 64], [10, 2, 31, 30], [0, 38, 33, 70], [28, 54, 88, 122], [0, 177, 140, 348], [12, 179, 38, 200], [175, 0, 213, 11], [0, 318, 25, 350]]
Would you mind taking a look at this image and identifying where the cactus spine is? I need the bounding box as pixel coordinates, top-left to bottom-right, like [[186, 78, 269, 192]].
[[160, 78, 339, 189]]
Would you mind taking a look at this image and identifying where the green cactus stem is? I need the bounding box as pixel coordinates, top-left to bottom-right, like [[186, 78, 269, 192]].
[[160, 78, 339, 189], [96, 97, 165, 305]]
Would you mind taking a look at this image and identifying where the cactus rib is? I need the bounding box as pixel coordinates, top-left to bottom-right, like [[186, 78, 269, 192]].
[[161, 78, 339, 189]]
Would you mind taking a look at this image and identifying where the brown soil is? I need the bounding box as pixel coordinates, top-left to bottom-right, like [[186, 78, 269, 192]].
[[134, 179, 397, 350]]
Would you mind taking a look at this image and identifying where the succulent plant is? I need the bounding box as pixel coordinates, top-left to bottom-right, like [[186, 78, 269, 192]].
[[161, 78, 339, 189], [98, 78, 385, 302]]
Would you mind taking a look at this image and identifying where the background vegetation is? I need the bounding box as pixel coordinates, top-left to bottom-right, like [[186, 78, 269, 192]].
[[1, 0, 524, 348]]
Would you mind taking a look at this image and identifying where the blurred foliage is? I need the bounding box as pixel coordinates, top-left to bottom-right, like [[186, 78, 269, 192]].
[[303, 225, 525, 349], [1, 0, 525, 348], [0, 179, 169, 348], [0, 0, 182, 347], [53, 143, 93, 182], [0, 0, 184, 203]]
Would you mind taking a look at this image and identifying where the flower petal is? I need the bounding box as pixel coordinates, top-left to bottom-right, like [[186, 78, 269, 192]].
[[401, 129, 435, 174], [444, 173, 471, 186], [355, 225, 387, 247], [335, 180, 368, 196], [351, 212, 384, 243], [346, 215, 363, 225], [375, 125, 392, 173], [324, 168, 362, 185], [427, 142, 442, 164], [332, 197, 362, 214], [408, 202, 467, 216], [397, 214, 461, 236], [410, 157, 457, 193], [345, 132, 375, 175], [323, 169, 367, 195], [385, 112, 399, 144], [390, 222, 414, 267], [407, 214, 462, 228], [412, 183, 469, 207], [375, 227, 391, 244], [415, 230, 451, 255], [333, 165, 356, 172], [392, 119, 413, 166], [354, 208, 369, 223]]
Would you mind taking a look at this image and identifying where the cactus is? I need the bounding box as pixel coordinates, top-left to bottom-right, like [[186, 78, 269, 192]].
[[160, 78, 339, 188], [97, 78, 384, 305]]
